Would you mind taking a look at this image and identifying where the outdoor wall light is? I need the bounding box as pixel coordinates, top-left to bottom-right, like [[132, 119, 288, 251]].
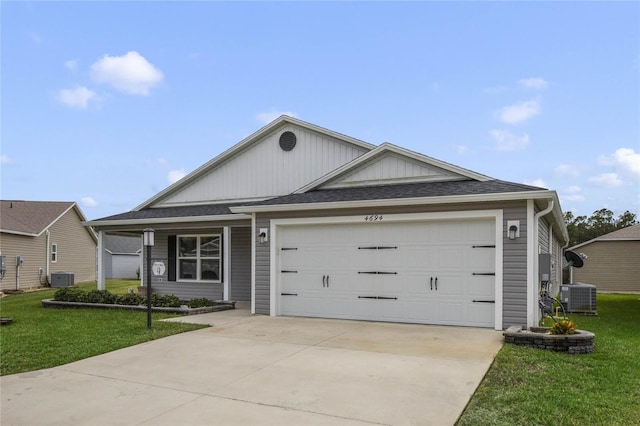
[[507, 220, 520, 240], [258, 228, 269, 244]]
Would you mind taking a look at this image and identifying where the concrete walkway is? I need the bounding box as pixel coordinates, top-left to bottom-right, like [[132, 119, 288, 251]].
[[1, 306, 502, 425]]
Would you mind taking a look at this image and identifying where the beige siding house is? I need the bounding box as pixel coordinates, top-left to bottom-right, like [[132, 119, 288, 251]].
[[0, 201, 97, 291], [568, 224, 640, 293], [86, 116, 568, 330]]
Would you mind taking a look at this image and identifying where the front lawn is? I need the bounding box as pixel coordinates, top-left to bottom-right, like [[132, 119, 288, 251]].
[[457, 294, 640, 425], [0, 280, 208, 376]]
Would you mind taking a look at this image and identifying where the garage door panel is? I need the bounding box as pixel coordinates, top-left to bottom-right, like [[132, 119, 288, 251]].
[[278, 218, 496, 328]]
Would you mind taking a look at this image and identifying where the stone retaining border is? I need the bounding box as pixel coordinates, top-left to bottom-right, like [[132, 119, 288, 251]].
[[41, 299, 235, 315], [503, 325, 595, 354]]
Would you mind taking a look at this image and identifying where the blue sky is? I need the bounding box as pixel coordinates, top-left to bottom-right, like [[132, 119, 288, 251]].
[[2, 1, 639, 221]]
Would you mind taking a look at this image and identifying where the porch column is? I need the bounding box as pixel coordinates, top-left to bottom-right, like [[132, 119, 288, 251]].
[[223, 226, 230, 301], [97, 230, 105, 290]]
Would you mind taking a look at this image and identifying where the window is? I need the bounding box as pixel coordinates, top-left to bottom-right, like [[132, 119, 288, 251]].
[[177, 235, 221, 282], [51, 244, 58, 263]]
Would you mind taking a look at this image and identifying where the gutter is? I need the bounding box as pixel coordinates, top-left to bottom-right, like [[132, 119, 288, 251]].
[[230, 190, 558, 214], [84, 213, 252, 228]]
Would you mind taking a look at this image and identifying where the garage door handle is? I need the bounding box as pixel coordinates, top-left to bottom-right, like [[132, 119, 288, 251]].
[[326, 275, 330, 287], [435, 277, 438, 291], [322, 275, 326, 287], [430, 277, 433, 291]]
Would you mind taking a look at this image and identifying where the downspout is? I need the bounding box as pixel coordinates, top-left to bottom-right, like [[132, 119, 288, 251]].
[[46, 229, 51, 280], [533, 199, 554, 326]]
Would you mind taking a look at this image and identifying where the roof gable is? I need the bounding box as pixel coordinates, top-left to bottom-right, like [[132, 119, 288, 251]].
[[137, 116, 375, 210], [0, 200, 81, 236], [296, 143, 492, 193]]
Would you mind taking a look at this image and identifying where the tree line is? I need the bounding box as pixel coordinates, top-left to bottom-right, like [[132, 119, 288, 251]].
[[564, 208, 637, 247]]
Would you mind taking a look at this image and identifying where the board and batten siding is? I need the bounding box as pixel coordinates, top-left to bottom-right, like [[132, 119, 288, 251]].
[[324, 152, 459, 188], [230, 226, 251, 301], [157, 124, 369, 206], [254, 200, 530, 327]]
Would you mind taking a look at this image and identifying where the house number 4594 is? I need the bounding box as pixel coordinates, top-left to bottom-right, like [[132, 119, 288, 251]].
[[364, 214, 383, 222]]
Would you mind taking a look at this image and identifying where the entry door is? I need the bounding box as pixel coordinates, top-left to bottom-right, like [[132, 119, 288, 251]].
[[277, 218, 495, 327]]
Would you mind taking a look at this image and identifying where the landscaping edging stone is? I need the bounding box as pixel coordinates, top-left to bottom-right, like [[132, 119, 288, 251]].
[[42, 299, 235, 315], [503, 325, 595, 354]]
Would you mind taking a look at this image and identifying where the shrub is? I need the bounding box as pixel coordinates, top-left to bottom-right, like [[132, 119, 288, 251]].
[[115, 293, 145, 306], [53, 287, 87, 302], [85, 289, 117, 304], [188, 298, 214, 308], [550, 319, 577, 335], [145, 293, 181, 308]]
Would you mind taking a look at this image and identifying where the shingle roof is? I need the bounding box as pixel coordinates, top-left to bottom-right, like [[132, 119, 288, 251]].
[[91, 180, 545, 223], [594, 223, 640, 241], [0, 200, 76, 236], [242, 179, 544, 207], [93, 202, 249, 222]]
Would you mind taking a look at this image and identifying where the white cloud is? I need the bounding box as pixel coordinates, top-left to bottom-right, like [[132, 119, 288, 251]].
[[1, 154, 13, 164], [600, 147, 640, 176], [256, 110, 298, 124], [518, 77, 548, 90], [58, 86, 97, 109], [554, 163, 581, 178], [588, 172, 623, 187], [525, 178, 547, 188], [90, 51, 163, 95], [562, 185, 585, 202], [168, 169, 186, 184], [81, 196, 98, 207], [490, 129, 530, 151], [498, 99, 540, 124], [64, 59, 78, 71], [455, 145, 469, 154]]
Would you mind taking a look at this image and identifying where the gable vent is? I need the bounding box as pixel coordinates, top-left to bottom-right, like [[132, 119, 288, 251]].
[[279, 131, 297, 151]]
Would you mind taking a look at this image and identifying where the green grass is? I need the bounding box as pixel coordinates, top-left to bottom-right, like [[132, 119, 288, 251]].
[[0, 280, 208, 376], [457, 294, 640, 426]]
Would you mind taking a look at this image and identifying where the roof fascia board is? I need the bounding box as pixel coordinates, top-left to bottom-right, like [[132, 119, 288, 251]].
[[231, 190, 557, 214], [134, 116, 376, 211], [295, 142, 491, 194], [0, 229, 39, 237], [84, 213, 252, 228]]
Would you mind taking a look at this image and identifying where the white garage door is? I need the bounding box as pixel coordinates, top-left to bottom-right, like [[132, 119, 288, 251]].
[[277, 218, 496, 327]]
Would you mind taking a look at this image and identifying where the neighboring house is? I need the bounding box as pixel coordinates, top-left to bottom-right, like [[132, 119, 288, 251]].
[[0, 200, 97, 291], [86, 116, 568, 330], [568, 223, 640, 293], [103, 234, 142, 279]]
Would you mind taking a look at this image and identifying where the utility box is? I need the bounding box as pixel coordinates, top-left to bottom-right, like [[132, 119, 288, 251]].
[[51, 272, 75, 287], [539, 253, 552, 282]]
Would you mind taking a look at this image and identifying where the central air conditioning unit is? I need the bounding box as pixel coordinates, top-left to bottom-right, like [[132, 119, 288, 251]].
[[560, 283, 597, 314]]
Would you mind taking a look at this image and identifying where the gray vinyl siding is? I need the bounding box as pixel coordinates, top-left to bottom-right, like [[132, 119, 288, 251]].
[[255, 217, 271, 314], [230, 227, 251, 301], [502, 204, 528, 328], [255, 200, 530, 327], [146, 228, 223, 300]]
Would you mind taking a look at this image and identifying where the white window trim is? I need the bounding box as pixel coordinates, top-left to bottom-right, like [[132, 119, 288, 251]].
[[177, 234, 222, 283], [51, 243, 58, 263]]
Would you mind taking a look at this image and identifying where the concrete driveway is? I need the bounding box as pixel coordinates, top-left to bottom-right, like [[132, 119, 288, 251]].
[[1, 306, 502, 425]]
